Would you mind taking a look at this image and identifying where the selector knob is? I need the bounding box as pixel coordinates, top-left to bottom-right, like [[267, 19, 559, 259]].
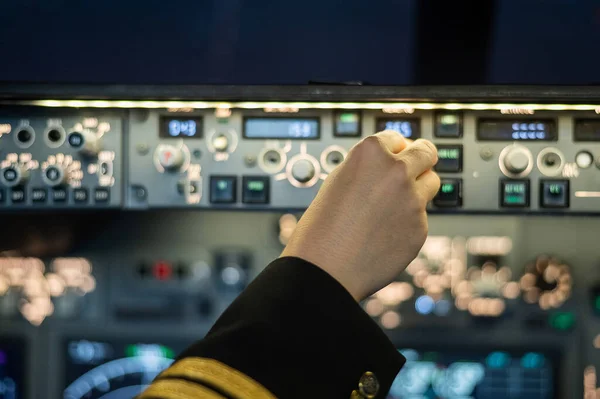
[[291, 159, 316, 183], [212, 134, 229, 152], [502, 145, 532, 175], [42, 165, 67, 187], [156, 144, 185, 171], [0, 165, 29, 187], [68, 131, 102, 156]]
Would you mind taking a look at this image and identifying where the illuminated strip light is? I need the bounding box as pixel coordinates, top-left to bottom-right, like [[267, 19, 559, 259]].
[[575, 191, 600, 198], [2, 99, 600, 111]]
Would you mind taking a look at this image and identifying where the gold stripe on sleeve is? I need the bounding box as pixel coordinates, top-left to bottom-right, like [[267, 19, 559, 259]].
[[137, 378, 227, 399], [157, 357, 277, 399]]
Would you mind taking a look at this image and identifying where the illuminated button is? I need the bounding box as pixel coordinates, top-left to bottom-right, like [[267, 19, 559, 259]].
[[73, 188, 89, 203], [334, 111, 361, 137], [94, 188, 110, 203], [434, 145, 463, 173], [52, 188, 67, 202], [500, 180, 530, 208], [10, 188, 25, 203], [212, 134, 229, 152], [576, 151, 593, 169], [31, 188, 47, 203], [210, 176, 237, 204], [153, 261, 173, 281], [434, 112, 462, 138], [433, 179, 462, 207], [540, 180, 569, 208], [242, 176, 269, 204]]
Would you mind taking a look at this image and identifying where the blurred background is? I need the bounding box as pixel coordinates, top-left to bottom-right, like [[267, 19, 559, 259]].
[[1, 1, 600, 398]]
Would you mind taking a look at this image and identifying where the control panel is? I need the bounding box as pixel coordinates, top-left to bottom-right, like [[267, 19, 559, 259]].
[[0, 109, 123, 208]]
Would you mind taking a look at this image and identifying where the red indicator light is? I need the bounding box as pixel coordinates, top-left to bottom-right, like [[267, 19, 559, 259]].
[[153, 261, 172, 281]]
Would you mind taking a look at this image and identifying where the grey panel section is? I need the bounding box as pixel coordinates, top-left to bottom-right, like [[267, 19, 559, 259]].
[[0, 108, 123, 208]]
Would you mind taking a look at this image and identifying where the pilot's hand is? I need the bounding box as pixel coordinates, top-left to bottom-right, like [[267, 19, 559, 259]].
[[281, 130, 440, 301]]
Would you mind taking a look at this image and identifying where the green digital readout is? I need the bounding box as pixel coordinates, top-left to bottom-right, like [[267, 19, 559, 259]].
[[441, 183, 455, 193], [247, 181, 265, 191], [504, 183, 525, 194], [438, 148, 460, 160], [501, 181, 529, 207], [548, 184, 562, 195]]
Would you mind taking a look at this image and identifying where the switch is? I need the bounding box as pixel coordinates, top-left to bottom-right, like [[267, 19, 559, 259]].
[[31, 188, 47, 203], [53, 188, 68, 202], [290, 159, 316, 183], [576, 151, 593, 169], [434, 145, 463, 173], [10, 188, 25, 203], [500, 180, 530, 208], [434, 112, 462, 138], [433, 179, 462, 207], [242, 176, 270, 204], [540, 180, 569, 208], [94, 188, 110, 203], [210, 176, 237, 204], [73, 188, 89, 203]]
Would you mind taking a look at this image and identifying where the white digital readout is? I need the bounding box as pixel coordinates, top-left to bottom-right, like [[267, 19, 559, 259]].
[[244, 118, 319, 139]]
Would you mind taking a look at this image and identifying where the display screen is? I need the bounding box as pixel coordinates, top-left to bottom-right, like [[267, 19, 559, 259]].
[[388, 349, 555, 399], [376, 118, 420, 138], [63, 338, 192, 399], [574, 119, 600, 141], [0, 337, 25, 399], [243, 118, 320, 139], [478, 119, 557, 141], [159, 116, 203, 138], [334, 111, 361, 137]]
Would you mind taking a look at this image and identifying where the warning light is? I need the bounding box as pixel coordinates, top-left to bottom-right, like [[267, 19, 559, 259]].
[[153, 261, 173, 281]]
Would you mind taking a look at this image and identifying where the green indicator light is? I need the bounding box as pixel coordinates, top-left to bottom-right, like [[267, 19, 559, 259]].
[[125, 345, 136, 358], [504, 195, 524, 204], [217, 181, 228, 190], [441, 183, 455, 193], [339, 113, 358, 123], [549, 184, 562, 194], [161, 346, 175, 359], [440, 114, 458, 125], [126, 344, 175, 359], [549, 311, 575, 331], [247, 181, 265, 191], [438, 149, 459, 159], [594, 296, 600, 311], [505, 184, 525, 194]]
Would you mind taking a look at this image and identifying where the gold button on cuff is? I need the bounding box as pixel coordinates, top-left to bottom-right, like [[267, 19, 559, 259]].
[[358, 371, 379, 398]]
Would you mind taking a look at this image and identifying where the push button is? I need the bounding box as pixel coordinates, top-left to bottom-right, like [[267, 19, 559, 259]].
[[434, 112, 462, 138], [434, 145, 463, 173], [94, 188, 110, 203], [433, 179, 462, 207], [53, 188, 68, 202], [540, 180, 569, 208], [10, 188, 25, 203], [500, 179, 530, 208], [73, 188, 89, 203], [210, 176, 237, 204], [242, 176, 269, 204], [31, 188, 47, 203]]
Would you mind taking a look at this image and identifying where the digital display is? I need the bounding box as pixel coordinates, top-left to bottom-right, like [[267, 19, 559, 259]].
[[0, 337, 25, 399], [574, 119, 600, 141], [388, 349, 555, 399], [243, 118, 320, 139], [159, 116, 203, 138], [376, 118, 420, 138], [63, 338, 192, 399], [501, 180, 530, 208], [434, 145, 463, 173], [334, 111, 361, 137], [478, 119, 557, 141]]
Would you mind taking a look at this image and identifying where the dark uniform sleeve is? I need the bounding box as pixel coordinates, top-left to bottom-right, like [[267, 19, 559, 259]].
[[139, 256, 405, 399]]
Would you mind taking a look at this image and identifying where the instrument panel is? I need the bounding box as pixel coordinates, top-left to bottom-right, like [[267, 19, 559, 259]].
[[2, 86, 600, 398]]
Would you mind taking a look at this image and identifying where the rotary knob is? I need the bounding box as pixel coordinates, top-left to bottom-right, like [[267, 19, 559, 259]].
[[68, 131, 102, 157], [291, 159, 316, 183], [156, 144, 185, 171], [501, 145, 532, 175], [42, 165, 67, 187], [212, 134, 229, 152], [0, 165, 29, 187]]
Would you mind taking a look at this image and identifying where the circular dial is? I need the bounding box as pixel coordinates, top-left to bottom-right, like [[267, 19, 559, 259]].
[[155, 144, 185, 171], [63, 355, 173, 399], [212, 134, 229, 152], [0, 164, 29, 187], [290, 159, 316, 183], [520, 255, 572, 309], [42, 165, 67, 187], [503, 146, 531, 174]]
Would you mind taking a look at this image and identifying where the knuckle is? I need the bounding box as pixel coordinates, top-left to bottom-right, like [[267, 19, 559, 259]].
[[391, 159, 410, 183]]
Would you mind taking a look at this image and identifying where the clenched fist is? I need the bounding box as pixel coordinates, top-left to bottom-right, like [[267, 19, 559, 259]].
[[281, 131, 440, 301]]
